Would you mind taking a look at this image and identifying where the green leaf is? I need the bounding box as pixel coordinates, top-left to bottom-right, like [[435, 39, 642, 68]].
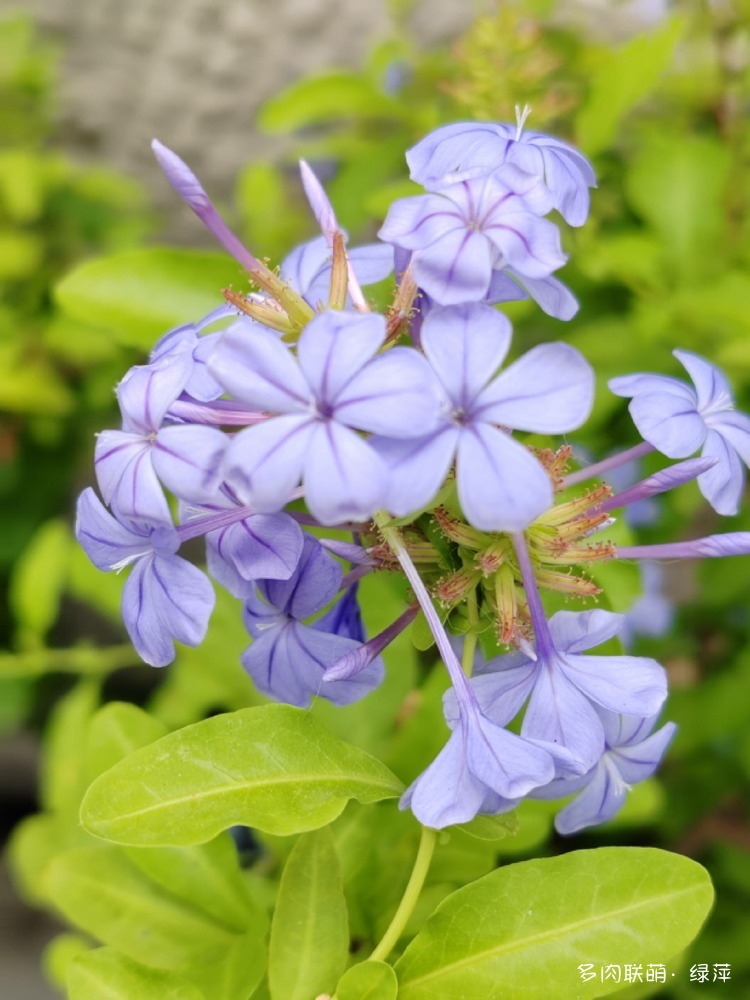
[[9, 518, 71, 644], [84, 702, 168, 785], [576, 18, 683, 154], [125, 834, 267, 934], [269, 828, 349, 1000], [41, 679, 100, 814], [336, 960, 399, 1000], [455, 812, 519, 842], [258, 72, 404, 132], [81, 705, 404, 845], [192, 931, 267, 1000], [55, 248, 238, 350], [67, 947, 205, 1000], [395, 848, 714, 999], [46, 846, 240, 970], [42, 933, 92, 991]]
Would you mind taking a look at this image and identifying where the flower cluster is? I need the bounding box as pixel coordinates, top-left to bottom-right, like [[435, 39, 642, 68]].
[[77, 111, 750, 835]]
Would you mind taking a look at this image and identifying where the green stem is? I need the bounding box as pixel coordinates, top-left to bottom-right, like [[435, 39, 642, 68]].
[[369, 824, 438, 963], [462, 589, 479, 676]]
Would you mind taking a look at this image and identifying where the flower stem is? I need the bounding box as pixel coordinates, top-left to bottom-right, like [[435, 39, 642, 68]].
[[462, 589, 480, 676], [369, 824, 438, 963], [563, 440, 654, 488]]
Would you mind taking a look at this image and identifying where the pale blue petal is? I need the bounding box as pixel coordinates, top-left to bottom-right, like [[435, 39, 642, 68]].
[[699, 428, 745, 515], [303, 422, 388, 525], [406, 123, 515, 188], [629, 392, 706, 458], [488, 270, 579, 320], [553, 759, 626, 834], [207, 513, 303, 596], [521, 664, 605, 773], [378, 194, 464, 250], [538, 147, 591, 226], [262, 534, 342, 620], [412, 228, 493, 305], [333, 346, 443, 437], [561, 653, 667, 717], [421, 303, 512, 409], [281, 235, 330, 297], [468, 662, 537, 724], [457, 425, 553, 532], [548, 609, 625, 653], [611, 721, 677, 784], [208, 323, 311, 412], [475, 342, 593, 432], [116, 353, 193, 434], [608, 372, 695, 401], [466, 712, 554, 799], [122, 553, 215, 667], [152, 425, 227, 502], [674, 349, 734, 413], [75, 488, 152, 571], [222, 415, 314, 513], [401, 725, 488, 828], [297, 311, 385, 405], [483, 213, 566, 278], [372, 426, 458, 517], [94, 431, 171, 526], [711, 409, 750, 465]]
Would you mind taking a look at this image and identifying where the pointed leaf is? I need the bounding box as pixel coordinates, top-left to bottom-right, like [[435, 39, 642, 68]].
[[269, 827, 349, 1000], [193, 931, 267, 1000], [81, 705, 403, 845], [84, 702, 168, 786], [336, 961, 398, 1000], [395, 848, 714, 999]]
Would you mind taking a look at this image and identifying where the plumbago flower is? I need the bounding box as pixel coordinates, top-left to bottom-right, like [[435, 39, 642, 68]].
[[74, 115, 750, 845]]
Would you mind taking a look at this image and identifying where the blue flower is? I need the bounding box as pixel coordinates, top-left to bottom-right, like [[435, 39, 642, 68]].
[[610, 349, 750, 515]]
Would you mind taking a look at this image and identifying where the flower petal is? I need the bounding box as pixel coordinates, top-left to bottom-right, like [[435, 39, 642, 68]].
[[699, 428, 745, 515], [372, 426, 458, 517], [400, 725, 488, 828], [548, 609, 625, 654], [611, 721, 677, 785], [521, 664, 605, 773], [116, 353, 193, 434], [628, 392, 706, 458], [303, 422, 388, 525], [94, 431, 171, 526], [553, 759, 626, 835], [378, 194, 464, 250], [561, 653, 667, 717], [466, 712, 554, 799], [674, 349, 734, 414], [297, 310, 385, 405], [412, 228, 493, 305], [208, 323, 311, 412], [222, 415, 314, 513], [75, 488, 152, 571], [483, 213, 566, 278], [152, 425, 227, 502]]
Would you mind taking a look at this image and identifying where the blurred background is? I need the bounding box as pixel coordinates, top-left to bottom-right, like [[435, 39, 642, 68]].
[[1, 0, 749, 997]]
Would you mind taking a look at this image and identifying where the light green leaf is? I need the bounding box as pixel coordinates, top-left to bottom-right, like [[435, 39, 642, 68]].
[[5, 813, 91, 905], [41, 679, 100, 814], [395, 848, 714, 999], [42, 933, 92, 992], [269, 828, 349, 1000], [259, 72, 404, 132], [84, 702, 168, 786], [81, 705, 404, 845], [67, 947, 205, 1000], [46, 846, 240, 970], [9, 518, 71, 643], [125, 834, 267, 934], [55, 248, 237, 349], [455, 812, 519, 842], [577, 18, 683, 154], [193, 930, 267, 1000], [336, 960, 398, 1000]]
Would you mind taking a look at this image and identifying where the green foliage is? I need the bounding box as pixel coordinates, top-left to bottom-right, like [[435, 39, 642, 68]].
[[81, 705, 404, 844], [395, 849, 714, 999], [66, 947, 206, 1000], [268, 828, 349, 1000], [336, 960, 399, 999]]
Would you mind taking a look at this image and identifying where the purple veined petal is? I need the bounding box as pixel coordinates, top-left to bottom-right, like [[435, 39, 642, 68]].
[[628, 392, 707, 459], [151, 424, 227, 502], [302, 421, 388, 525], [412, 228, 494, 305], [489, 162, 556, 216], [483, 213, 566, 278], [406, 123, 516, 188], [299, 159, 338, 243], [456, 424, 553, 532], [75, 487, 153, 571], [537, 137, 597, 188], [475, 342, 594, 433], [208, 323, 311, 412], [674, 349, 734, 414], [188, 329, 233, 402], [313, 584, 366, 643], [400, 724, 489, 828], [333, 346, 443, 437], [553, 758, 627, 835], [296, 310, 386, 406], [597, 708, 659, 750], [465, 711, 555, 799], [116, 352, 194, 434], [207, 512, 304, 597], [468, 662, 538, 725], [420, 303, 513, 410], [528, 767, 593, 801], [241, 625, 312, 707], [488, 270, 579, 321], [698, 428, 745, 515], [611, 721, 677, 785], [94, 431, 172, 526], [548, 608, 625, 654], [262, 534, 342, 620], [372, 426, 459, 517], [222, 415, 314, 514], [281, 235, 331, 299], [122, 552, 215, 667], [608, 372, 695, 401], [560, 653, 667, 717], [537, 147, 591, 227], [347, 244, 394, 284], [378, 193, 465, 251], [710, 409, 750, 465], [242, 591, 286, 637], [521, 664, 605, 773], [151, 303, 234, 362]]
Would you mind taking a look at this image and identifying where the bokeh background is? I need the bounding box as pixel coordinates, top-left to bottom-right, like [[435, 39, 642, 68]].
[[1, 1, 750, 997]]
